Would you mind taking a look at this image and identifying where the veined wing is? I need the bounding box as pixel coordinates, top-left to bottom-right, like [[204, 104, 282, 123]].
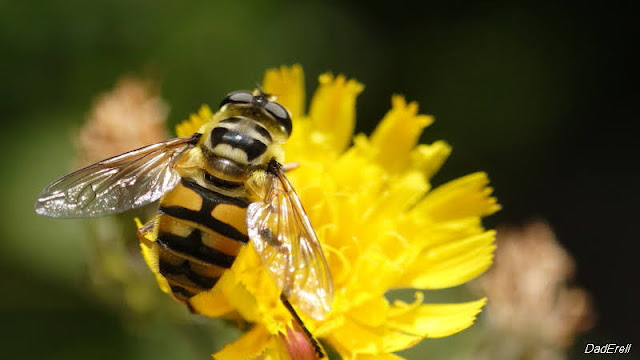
[[247, 160, 333, 320], [35, 134, 200, 218]]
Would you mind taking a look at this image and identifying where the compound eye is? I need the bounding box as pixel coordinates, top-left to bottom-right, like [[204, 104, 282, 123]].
[[265, 101, 292, 136], [219, 91, 253, 108]]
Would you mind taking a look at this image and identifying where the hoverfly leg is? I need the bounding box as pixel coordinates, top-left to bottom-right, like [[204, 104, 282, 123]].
[[280, 294, 326, 358], [185, 302, 197, 314], [136, 216, 158, 247], [281, 162, 300, 172]]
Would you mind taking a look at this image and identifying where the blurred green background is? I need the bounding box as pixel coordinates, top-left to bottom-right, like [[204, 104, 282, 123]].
[[1, 0, 637, 358]]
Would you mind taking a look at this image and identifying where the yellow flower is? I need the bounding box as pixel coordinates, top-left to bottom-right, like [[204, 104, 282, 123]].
[[169, 65, 499, 359]]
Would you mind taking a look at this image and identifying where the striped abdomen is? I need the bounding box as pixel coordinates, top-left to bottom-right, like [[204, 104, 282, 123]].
[[155, 178, 249, 304]]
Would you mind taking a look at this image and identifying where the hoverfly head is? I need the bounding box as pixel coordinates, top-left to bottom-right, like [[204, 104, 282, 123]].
[[219, 90, 292, 140]]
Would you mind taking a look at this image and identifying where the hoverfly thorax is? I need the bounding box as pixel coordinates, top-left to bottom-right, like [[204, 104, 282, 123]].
[[199, 90, 291, 183]]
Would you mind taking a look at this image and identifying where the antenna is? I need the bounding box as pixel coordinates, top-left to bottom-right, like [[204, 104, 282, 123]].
[[254, 83, 276, 101]]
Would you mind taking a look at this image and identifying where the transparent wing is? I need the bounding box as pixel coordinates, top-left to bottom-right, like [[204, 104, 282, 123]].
[[35, 135, 200, 218], [247, 161, 333, 320]]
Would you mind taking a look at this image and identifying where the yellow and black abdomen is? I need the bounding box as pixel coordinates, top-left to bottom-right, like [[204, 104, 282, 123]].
[[150, 177, 250, 306]]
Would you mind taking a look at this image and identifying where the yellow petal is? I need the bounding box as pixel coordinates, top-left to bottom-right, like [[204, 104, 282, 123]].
[[369, 96, 433, 174], [347, 248, 404, 299], [332, 297, 485, 356], [175, 104, 213, 137], [328, 297, 426, 355], [139, 242, 171, 294], [409, 141, 451, 180], [380, 331, 422, 353], [314, 313, 346, 338], [412, 172, 500, 222], [388, 297, 486, 338], [262, 64, 305, 119], [329, 317, 384, 355], [371, 231, 411, 267], [135, 218, 171, 294], [213, 325, 286, 360], [308, 73, 364, 153], [331, 139, 386, 193], [222, 246, 292, 333], [330, 316, 423, 355], [401, 230, 496, 289], [348, 296, 390, 328], [401, 217, 486, 250], [189, 283, 235, 317], [364, 171, 428, 222]]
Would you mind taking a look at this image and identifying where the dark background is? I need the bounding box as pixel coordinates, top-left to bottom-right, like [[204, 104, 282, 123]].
[[1, 0, 637, 358]]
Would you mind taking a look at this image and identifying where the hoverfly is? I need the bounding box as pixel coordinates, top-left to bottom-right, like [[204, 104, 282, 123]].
[[35, 90, 332, 355]]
